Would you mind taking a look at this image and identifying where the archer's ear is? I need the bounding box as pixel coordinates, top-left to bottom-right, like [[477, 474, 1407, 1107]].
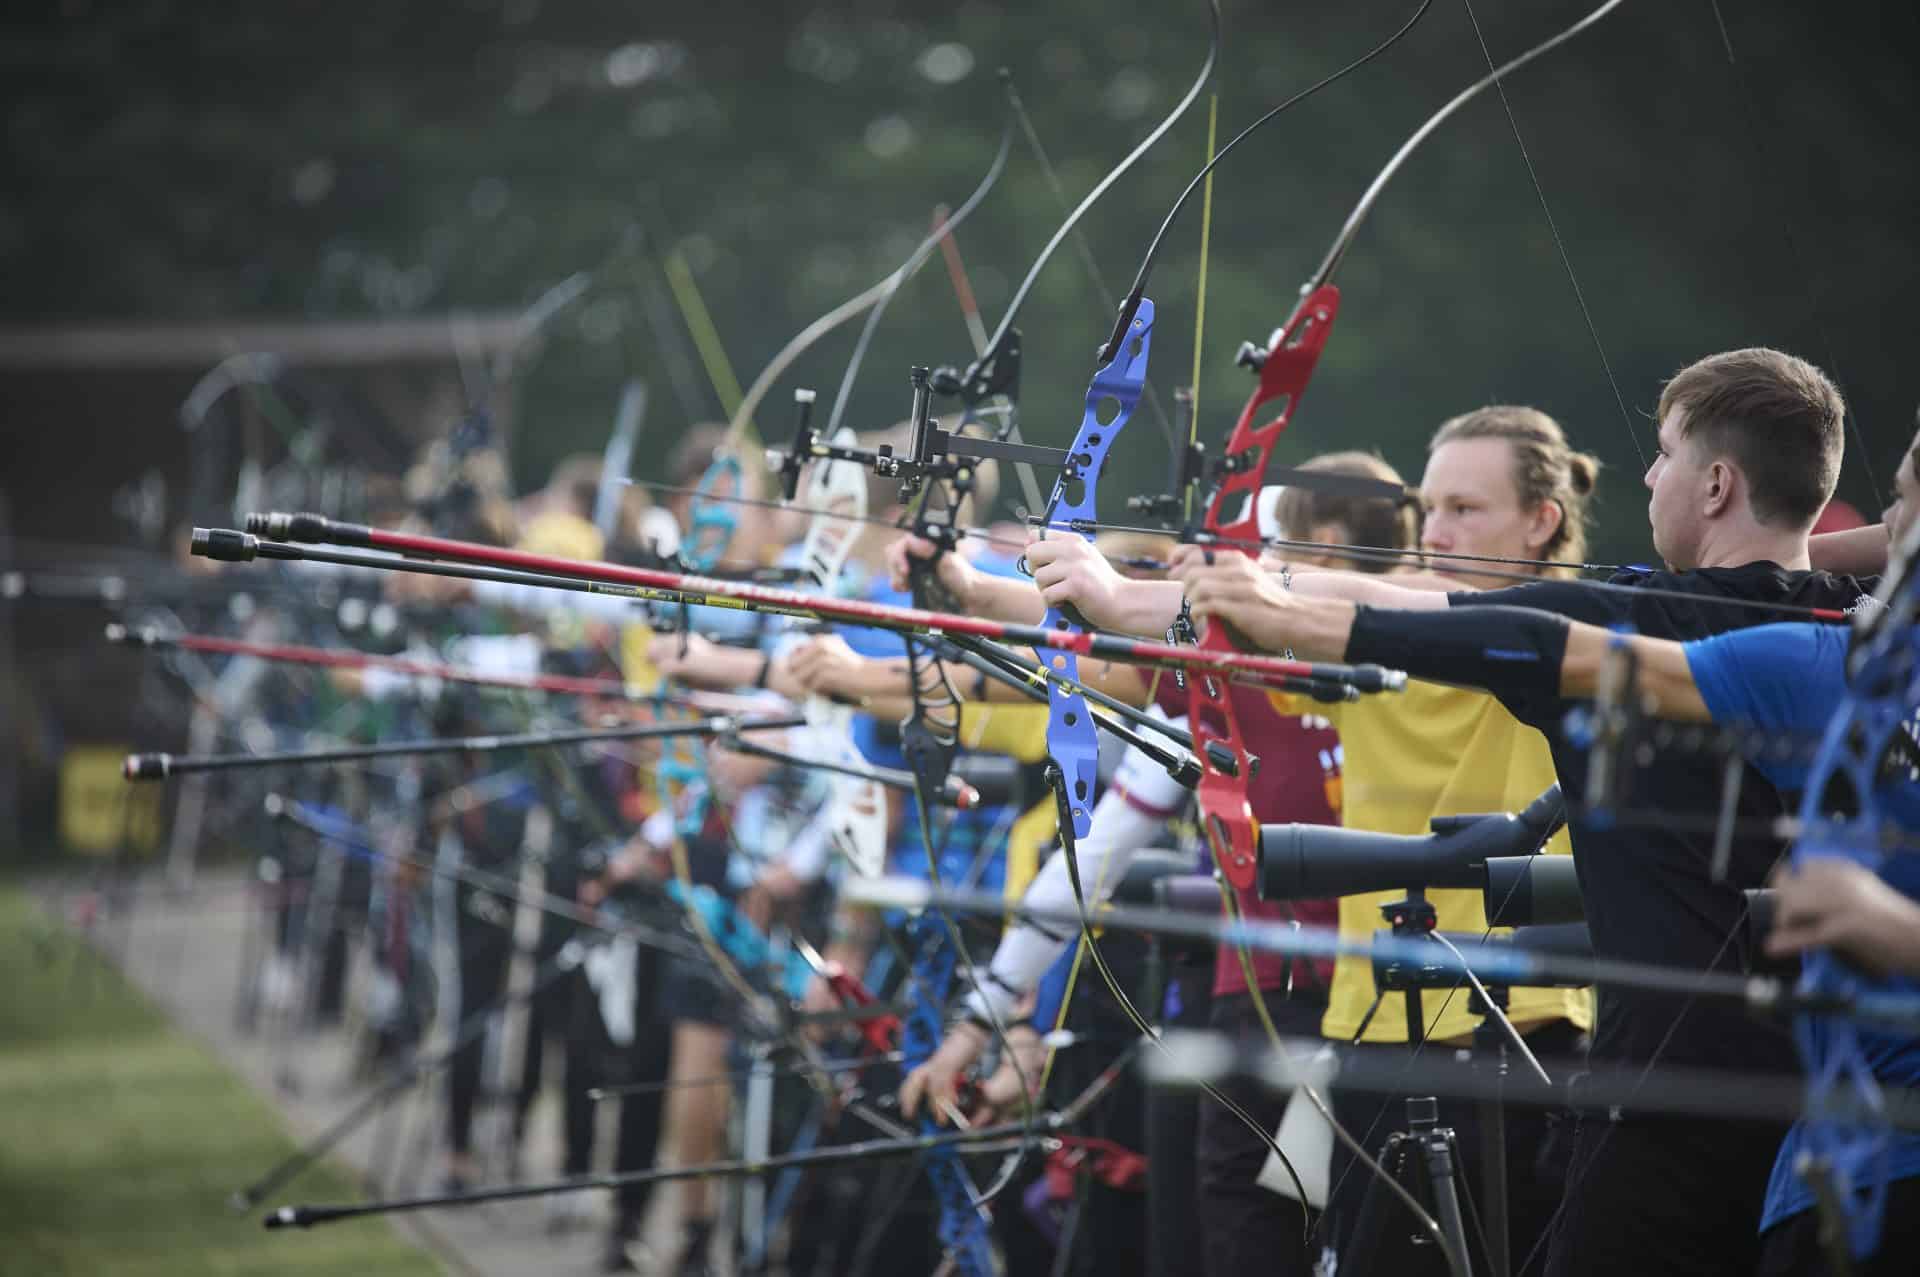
[[1702, 458, 1738, 521], [1525, 500, 1565, 557]]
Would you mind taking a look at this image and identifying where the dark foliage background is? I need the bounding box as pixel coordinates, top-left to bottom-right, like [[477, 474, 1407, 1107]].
[[4, 0, 1917, 565]]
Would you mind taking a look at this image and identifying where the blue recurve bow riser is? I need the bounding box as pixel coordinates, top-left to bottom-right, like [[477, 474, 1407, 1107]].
[[1036, 297, 1155, 840]]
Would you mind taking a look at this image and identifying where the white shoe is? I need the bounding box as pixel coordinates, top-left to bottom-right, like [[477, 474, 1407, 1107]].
[[261, 955, 299, 1012], [544, 1191, 592, 1234]]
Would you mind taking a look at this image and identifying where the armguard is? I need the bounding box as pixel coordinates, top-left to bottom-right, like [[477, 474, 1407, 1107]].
[[1347, 603, 1571, 704]]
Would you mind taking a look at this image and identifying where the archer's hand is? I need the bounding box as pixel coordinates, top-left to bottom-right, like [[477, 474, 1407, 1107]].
[[741, 864, 803, 932], [1766, 858, 1920, 978], [787, 634, 869, 700], [710, 742, 776, 796], [799, 973, 843, 1045], [1167, 546, 1303, 653], [885, 533, 981, 606], [898, 1020, 992, 1125], [386, 571, 469, 607], [973, 1023, 1047, 1122], [1023, 534, 1132, 630], [647, 630, 720, 683], [581, 839, 662, 909]]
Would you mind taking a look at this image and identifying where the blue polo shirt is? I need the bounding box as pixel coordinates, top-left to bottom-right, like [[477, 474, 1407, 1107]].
[[837, 554, 1024, 894], [1685, 621, 1920, 1233]]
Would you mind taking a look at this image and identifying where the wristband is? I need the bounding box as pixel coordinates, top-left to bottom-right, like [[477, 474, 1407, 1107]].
[[954, 1011, 1002, 1041]]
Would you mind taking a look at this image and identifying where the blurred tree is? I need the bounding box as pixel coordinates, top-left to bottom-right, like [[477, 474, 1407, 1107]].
[[2, 0, 1914, 565]]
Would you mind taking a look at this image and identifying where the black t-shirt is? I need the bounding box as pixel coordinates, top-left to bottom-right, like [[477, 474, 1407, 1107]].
[[1447, 562, 1877, 1074]]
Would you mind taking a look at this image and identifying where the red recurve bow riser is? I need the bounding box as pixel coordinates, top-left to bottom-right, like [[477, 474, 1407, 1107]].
[[1190, 282, 1341, 890]]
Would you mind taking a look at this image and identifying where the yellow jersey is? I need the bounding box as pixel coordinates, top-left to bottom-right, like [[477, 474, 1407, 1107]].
[[1272, 682, 1592, 1044], [957, 702, 1054, 897]]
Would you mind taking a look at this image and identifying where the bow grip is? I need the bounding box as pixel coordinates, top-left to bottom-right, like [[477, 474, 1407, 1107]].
[[910, 552, 964, 615], [1189, 599, 1266, 893]]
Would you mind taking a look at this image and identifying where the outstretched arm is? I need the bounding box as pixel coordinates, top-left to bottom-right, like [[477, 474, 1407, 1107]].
[[1810, 523, 1890, 578], [1282, 563, 1456, 609], [1170, 547, 1719, 719], [1559, 625, 1708, 720], [1342, 599, 1715, 721], [786, 635, 913, 701], [885, 534, 1048, 624]]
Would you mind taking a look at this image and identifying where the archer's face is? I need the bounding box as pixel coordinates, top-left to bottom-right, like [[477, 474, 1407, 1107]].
[[1645, 408, 1709, 571], [1290, 521, 1352, 571], [1419, 437, 1558, 583]]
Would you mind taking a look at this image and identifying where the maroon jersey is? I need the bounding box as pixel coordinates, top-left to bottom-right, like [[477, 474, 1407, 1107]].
[[1149, 676, 1341, 996]]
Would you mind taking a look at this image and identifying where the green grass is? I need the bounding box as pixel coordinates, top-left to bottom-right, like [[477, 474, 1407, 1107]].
[[0, 887, 442, 1277]]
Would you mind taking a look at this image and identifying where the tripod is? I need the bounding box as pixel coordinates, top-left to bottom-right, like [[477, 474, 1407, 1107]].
[[1343, 888, 1477, 1277], [1343, 1094, 1475, 1277]]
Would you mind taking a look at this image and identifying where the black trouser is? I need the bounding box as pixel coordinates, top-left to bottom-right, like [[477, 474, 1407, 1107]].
[[513, 886, 606, 1176], [611, 939, 672, 1222], [510, 964, 605, 1176], [1195, 988, 1329, 1277], [1145, 957, 1212, 1277], [445, 906, 513, 1158], [1543, 1110, 1789, 1277], [512, 961, 560, 1132], [1756, 1171, 1920, 1276], [1324, 1018, 1583, 1277], [313, 853, 369, 1023]]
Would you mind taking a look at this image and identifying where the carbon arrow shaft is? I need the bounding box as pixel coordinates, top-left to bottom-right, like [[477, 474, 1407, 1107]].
[[107, 623, 654, 700], [216, 515, 1407, 693], [124, 713, 804, 779]]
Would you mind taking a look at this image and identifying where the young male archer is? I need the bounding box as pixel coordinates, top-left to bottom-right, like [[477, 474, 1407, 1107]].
[[1169, 348, 1884, 1276]]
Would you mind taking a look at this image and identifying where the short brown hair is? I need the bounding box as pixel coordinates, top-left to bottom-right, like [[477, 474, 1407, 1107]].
[[1429, 406, 1600, 574], [1271, 451, 1418, 575], [1656, 348, 1844, 530]]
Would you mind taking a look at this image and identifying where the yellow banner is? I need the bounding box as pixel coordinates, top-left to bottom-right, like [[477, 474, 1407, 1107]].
[[60, 746, 162, 855]]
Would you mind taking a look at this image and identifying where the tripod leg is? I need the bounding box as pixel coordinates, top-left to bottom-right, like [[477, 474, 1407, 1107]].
[[1417, 1128, 1474, 1277], [1341, 1133, 1408, 1273], [1476, 1094, 1508, 1277]]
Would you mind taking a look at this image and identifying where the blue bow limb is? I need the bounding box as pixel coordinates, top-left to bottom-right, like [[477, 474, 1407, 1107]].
[[899, 909, 1001, 1277]]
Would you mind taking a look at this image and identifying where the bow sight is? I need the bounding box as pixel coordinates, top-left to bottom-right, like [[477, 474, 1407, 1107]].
[[771, 361, 1071, 510]]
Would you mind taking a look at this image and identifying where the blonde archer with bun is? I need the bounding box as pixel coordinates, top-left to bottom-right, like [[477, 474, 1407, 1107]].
[[1428, 405, 1600, 577]]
